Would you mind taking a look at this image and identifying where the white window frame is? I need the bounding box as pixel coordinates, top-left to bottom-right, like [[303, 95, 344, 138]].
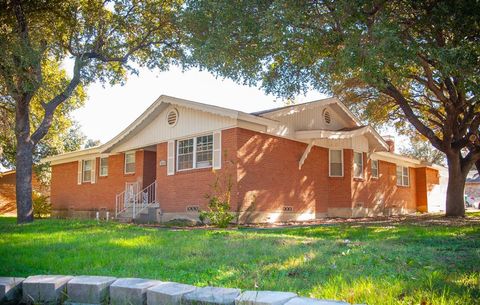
[[353, 151, 364, 179], [329, 149, 344, 177], [396, 165, 410, 187], [176, 134, 213, 172], [82, 160, 92, 183], [371, 159, 379, 179], [124, 151, 136, 174], [99, 157, 108, 177]]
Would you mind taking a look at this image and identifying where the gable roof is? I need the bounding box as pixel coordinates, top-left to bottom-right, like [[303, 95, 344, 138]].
[[253, 97, 362, 126], [100, 95, 278, 153]]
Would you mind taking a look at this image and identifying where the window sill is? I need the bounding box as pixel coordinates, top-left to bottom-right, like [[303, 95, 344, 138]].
[[353, 177, 365, 182], [328, 175, 344, 178], [175, 166, 213, 175], [124, 172, 135, 176], [396, 184, 410, 188]]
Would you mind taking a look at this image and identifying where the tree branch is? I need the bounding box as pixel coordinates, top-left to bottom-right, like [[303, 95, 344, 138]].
[[381, 80, 443, 150], [30, 57, 83, 144]]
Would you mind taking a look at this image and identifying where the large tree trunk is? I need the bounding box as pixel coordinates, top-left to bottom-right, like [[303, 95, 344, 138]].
[[15, 96, 34, 224], [445, 152, 466, 217], [16, 141, 34, 223]]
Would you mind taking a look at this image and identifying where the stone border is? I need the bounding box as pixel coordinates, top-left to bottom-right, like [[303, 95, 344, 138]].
[[0, 275, 365, 305]]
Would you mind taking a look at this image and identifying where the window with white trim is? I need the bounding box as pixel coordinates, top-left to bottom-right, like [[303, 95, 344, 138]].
[[396, 165, 409, 186], [371, 159, 379, 178], [99, 157, 108, 177], [82, 160, 92, 183], [125, 152, 136, 174], [353, 152, 364, 179], [196, 135, 213, 168], [329, 149, 343, 177], [177, 134, 213, 171]]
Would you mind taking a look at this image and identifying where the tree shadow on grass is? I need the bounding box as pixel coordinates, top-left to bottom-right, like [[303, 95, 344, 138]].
[[0, 220, 479, 304]]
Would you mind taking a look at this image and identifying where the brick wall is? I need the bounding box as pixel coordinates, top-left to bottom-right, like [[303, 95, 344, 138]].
[[235, 128, 328, 221], [51, 150, 149, 216], [155, 128, 238, 216], [0, 172, 48, 216], [50, 127, 437, 220]]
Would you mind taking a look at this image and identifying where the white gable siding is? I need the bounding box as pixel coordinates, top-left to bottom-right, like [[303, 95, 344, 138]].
[[112, 105, 236, 152], [266, 106, 348, 137], [314, 136, 369, 151]]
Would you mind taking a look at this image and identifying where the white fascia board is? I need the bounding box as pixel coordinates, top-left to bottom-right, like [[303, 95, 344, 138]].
[[372, 151, 428, 168], [41, 147, 102, 164]]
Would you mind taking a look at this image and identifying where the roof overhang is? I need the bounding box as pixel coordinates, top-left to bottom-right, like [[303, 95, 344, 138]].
[[42, 95, 279, 164], [255, 97, 362, 127], [295, 126, 389, 152]]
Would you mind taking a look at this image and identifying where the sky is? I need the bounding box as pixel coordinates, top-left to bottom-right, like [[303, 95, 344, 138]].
[[73, 66, 327, 143]]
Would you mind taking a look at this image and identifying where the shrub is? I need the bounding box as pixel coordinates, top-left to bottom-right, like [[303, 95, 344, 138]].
[[32, 191, 51, 218], [200, 162, 235, 228], [200, 195, 234, 228]]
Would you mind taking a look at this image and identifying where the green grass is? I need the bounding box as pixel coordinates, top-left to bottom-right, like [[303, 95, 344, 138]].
[[0, 217, 479, 305]]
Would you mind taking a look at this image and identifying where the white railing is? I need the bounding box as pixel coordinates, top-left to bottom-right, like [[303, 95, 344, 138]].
[[115, 181, 157, 219]]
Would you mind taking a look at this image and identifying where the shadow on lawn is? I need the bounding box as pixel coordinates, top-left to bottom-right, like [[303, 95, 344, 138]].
[[0, 218, 479, 304]]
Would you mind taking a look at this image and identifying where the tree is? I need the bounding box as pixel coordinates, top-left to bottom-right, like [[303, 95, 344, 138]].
[[184, 0, 480, 216], [400, 138, 446, 167], [0, 0, 186, 223], [84, 139, 101, 149]]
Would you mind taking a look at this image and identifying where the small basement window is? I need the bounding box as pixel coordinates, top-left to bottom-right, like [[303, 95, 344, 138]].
[[186, 205, 199, 212], [167, 108, 179, 127], [396, 165, 409, 187]]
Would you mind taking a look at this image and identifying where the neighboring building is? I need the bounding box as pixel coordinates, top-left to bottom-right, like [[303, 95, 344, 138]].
[[44, 95, 448, 223], [0, 170, 49, 216], [466, 172, 480, 201]]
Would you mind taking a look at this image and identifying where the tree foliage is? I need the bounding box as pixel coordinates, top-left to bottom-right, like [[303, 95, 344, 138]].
[[0, 0, 187, 222], [400, 138, 446, 166], [184, 0, 480, 216]]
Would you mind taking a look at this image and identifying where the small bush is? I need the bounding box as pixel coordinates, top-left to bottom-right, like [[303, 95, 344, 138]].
[[32, 191, 51, 218], [200, 195, 234, 228], [200, 161, 235, 228]]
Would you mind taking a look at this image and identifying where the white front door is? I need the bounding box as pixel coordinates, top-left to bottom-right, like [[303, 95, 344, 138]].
[[125, 182, 139, 206]]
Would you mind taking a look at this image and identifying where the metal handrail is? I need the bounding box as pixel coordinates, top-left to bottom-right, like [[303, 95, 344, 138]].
[[115, 181, 157, 219]]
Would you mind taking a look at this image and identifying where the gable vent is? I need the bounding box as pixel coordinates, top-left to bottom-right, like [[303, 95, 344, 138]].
[[167, 109, 178, 127], [323, 109, 331, 124]]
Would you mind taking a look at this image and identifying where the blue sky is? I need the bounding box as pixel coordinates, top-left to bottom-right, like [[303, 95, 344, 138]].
[[73, 66, 327, 143]]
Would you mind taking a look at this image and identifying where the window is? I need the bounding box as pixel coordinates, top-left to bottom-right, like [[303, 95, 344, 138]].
[[396, 165, 410, 187], [177, 135, 213, 171], [125, 152, 136, 174], [329, 149, 343, 177], [196, 135, 213, 168], [371, 159, 379, 178], [353, 152, 364, 179], [177, 138, 194, 170], [82, 160, 92, 183], [99, 157, 108, 177]]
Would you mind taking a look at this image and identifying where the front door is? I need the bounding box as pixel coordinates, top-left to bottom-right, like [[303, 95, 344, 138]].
[[125, 182, 139, 206]]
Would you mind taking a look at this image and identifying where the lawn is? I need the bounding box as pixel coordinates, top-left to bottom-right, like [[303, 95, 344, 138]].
[[0, 215, 479, 305]]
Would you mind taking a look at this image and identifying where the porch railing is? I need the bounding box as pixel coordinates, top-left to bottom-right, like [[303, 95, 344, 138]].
[[115, 181, 157, 219]]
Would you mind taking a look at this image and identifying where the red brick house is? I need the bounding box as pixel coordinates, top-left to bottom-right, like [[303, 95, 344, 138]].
[[44, 95, 447, 222], [0, 170, 48, 216]]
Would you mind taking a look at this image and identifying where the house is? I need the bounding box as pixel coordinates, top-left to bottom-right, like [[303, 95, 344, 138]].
[[466, 172, 480, 203], [0, 170, 49, 216], [43, 95, 447, 223]]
